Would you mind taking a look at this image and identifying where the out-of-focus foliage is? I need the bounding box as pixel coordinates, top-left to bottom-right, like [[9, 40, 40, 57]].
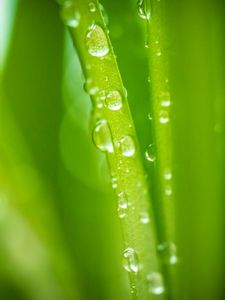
[[0, 0, 225, 300]]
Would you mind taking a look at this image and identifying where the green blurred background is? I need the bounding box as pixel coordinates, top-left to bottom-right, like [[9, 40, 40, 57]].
[[0, 0, 225, 300]]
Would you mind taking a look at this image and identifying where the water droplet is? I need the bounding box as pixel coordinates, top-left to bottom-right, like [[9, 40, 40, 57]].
[[165, 186, 172, 196], [93, 120, 114, 153], [117, 192, 128, 218], [163, 168, 172, 180], [156, 50, 162, 57], [160, 92, 171, 107], [159, 110, 169, 124], [147, 113, 152, 120], [137, 0, 151, 20], [88, 2, 96, 12], [112, 176, 118, 189], [123, 248, 139, 273], [86, 24, 109, 57], [146, 272, 165, 295], [105, 90, 123, 111], [61, 1, 80, 28], [95, 90, 106, 108], [118, 136, 135, 157], [140, 212, 150, 224], [145, 144, 156, 162], [84, 78, 99, 95], [157, 242, 178, 265]]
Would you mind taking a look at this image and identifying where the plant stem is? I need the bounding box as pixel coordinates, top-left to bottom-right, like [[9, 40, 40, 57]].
[[57, 0, 165, 299]]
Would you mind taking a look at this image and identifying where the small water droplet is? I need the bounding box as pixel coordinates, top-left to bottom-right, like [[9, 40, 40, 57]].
[[112, 176, 118, 189], [118, 136, 135, 157], [160, 92, 171, 107], [147, 113, 152, 120], [105, 90, 123, 111], [145, 144, 156, 162], [61, 1, 80, 28], [117, 192, 128, 218], [88, 2, 96, 12], [95, 90, 106, 108], [123, 248, 139, 273], [163, 169, 172, 180], [84, 78, 99, 95], [165, 185, 172, 196], [146, 272, 165, 295], [159, 110, 169, 124], [156, 50, 162, 57], [140, 212, 150, 224], [157, 242, 178, 265], [86, 24, 109, 57], [137, 0, 151, 20], [93, 120, 114, 153]]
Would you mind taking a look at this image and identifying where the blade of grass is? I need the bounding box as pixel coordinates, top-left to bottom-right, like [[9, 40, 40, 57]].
[[138, 0, 177, 298], [57, 0, 165, 299]]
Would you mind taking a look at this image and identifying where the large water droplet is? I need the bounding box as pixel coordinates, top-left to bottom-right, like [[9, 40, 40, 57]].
[[123, 248, 139, 273], [86, 24, 109, 57], [93, 120, 114, 153], [146, 272, 165, 295], [61, 1, 80, 28], [137, 0, 151, 20], [118, 136, 135, 157], [105, 90, 123, 111], [157, 242, 178, 265], [145, 144, 156, 162], [118, 192, 128, 218]]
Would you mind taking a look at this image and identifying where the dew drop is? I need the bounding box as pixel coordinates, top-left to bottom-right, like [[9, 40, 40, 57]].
[[140, 212, 150, 224], [112, 176, 118, 189], [84, 78, 99, 95], [165, 185, 172, 196], [159, 110, 169, 124], [93, 120, 114, 153], [157, 242, 178, 265], [61, 1, 80, 28], [105, 90, 123, 111], [147, 113, 152, 120], [95, 90, 106, 108], [86, 24, 109, 57], [160, 92, 171, 107], [118, 136, 136, 157], [117, 192, 128, 218], [123, 248, 139, 273], [146, 272, 165, 295], [137, 0, 151, 20], [88, 2, 96, 12], [163, 168, 172, 180], [145, 144, 156, 162]]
